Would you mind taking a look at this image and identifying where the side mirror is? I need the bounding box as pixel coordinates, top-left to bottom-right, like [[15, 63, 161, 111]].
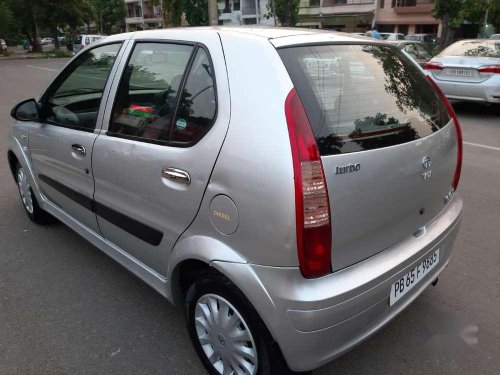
[[11, 99, 39, 122]]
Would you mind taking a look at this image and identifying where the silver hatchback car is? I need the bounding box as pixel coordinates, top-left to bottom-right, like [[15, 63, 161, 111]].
[[8, 28, 463, 374]]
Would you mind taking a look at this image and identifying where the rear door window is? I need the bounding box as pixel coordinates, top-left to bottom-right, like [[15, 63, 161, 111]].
[[109, 42, 194, 143], [278, 44, 450, 155]]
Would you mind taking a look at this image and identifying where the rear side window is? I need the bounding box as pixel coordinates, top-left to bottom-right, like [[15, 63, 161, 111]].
[[278, 44, 450, 155]]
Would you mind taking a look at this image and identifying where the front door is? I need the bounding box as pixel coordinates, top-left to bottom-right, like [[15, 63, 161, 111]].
[[92, 35, 230, 275], [29, 42, 125, 232]]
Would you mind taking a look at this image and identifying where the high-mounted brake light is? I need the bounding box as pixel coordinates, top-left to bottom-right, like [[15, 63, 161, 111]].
[[426, 76, 463, 191], [285, 88, 332, 278], [425, 61, 444, 71], [478, 65, 500, 74]]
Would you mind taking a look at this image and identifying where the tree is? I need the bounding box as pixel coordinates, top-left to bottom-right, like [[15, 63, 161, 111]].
[[433, 0, 496, 49], [272, 0, 300, 26], [184, 0, 209, 26], [36, 0, 86, 49], [151, 0, 184, 27], [7, 0, 43, 52], [0, 0, 13, 36], [93, 0, 126, 35]]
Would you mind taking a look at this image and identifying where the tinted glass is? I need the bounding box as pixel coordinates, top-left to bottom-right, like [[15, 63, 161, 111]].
[[170, 48, 217, 145], [74, 35, 82, 44], [403, 43, 417, 58], [279, 44, 450, 155], [109, 43, 193, 142], [44, 43, 121, 130], [442, 40, 500, 57], [415, 43, 432, 59]]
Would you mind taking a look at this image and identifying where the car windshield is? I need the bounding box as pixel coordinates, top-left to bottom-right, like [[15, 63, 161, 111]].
[[73, 36, 82, 44], [442, 40, 500, 58]]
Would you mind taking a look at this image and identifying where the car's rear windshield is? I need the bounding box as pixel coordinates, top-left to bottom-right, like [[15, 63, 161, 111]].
[[73, 35, 82, 44], [442, 40, 500, 58], [278, 44, 450, 156]]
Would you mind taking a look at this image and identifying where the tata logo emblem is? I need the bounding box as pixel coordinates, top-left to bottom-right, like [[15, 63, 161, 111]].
[[422, 156, 432, 169], [422, 156, 432, 180]]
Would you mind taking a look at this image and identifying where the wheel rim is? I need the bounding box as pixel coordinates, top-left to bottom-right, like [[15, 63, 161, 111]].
[[194, 294, 258, 375], [17, 167, 34, 214]]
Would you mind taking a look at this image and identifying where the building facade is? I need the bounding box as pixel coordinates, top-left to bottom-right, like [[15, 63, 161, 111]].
[[217, 0, 275, 26], [297, 0, 441, 36], [297, 0, 376, 32], [123, 0, 276, 30], [125, 0, 163, 32], [375, 0, 441, 36]]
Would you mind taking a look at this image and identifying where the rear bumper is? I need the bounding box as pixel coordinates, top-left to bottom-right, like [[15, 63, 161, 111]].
[[433, 75, 500, 103], [213, 195, 463, 372]]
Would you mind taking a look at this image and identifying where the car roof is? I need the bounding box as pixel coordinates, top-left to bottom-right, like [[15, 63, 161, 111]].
[[103, 26, 377, 43]]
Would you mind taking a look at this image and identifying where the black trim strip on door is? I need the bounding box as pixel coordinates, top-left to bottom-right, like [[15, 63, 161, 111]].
[[94, 202, 163, 246], [38, 174, 163, 246], [39, 174, 95, 211]]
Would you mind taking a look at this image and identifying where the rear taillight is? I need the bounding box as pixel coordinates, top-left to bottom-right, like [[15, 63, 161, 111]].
[[478, 65, 500, 74], [426, 76, 463, 191], [425, 61, 444, 71], [80, 44, 84, 50], [285, 88, 332, 278]]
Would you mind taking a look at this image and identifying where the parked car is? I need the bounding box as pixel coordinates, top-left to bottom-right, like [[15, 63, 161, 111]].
[[389, 40, 433, 68], [72, 34, 104, 54], [379, 32, 406, 41], [0, 39, 7, 52], [425, 39, 500, 104], [406, 34, 437, 50], [490, 34, 500, 40], [8, 28, 463, 374], [40, 37, 54, 45]]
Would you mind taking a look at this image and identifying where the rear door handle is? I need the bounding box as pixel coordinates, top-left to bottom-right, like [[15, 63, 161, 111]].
[[71, 144, 86, 156], [162, 167, 190, 185]]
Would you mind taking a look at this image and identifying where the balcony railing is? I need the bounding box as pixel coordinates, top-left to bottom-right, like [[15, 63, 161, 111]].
[[393, 0, 433, 6], [393, 0, 433, 13]]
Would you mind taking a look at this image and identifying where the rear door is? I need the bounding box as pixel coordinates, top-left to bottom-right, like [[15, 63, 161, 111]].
[[92, 34, 230, 275], [29, 42, 125, 233], [279, 44, 458, 271]]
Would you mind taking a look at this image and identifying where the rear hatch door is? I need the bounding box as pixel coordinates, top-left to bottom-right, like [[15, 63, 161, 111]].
[[279, 44, 458, 271]]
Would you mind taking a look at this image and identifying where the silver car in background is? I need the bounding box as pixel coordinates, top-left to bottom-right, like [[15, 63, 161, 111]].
[[8, 28, 463, 374], [425, 39, 500, 104]]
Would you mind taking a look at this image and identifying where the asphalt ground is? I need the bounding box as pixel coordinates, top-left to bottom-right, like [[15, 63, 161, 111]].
[[0, 59, 499, 375]]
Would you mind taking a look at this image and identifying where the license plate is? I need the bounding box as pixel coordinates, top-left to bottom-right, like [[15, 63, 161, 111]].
[[390, 249, 440, 306], [446, 69, 474, 77]]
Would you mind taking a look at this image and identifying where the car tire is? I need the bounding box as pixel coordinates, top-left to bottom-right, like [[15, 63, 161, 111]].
[[15, 162, 55, 224], [185, 269, 309, 375]]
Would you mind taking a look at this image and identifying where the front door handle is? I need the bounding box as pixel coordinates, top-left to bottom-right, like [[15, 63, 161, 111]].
[[162, 167, 191, 185], [71, 144, 86, 156]]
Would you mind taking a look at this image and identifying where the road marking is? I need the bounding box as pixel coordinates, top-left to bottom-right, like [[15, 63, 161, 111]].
[[464, 141, 500, 152], [26, 64, 58, 72]]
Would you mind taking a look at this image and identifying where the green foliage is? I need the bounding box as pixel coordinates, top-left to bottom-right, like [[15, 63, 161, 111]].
[[0, 0, 13, 35], [184, 0, 209, 26], [93, 0, 126, 34], [273, 0, 300, 26]]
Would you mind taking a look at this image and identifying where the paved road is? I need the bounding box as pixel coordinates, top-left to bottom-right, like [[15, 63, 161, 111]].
[[1, 59, 499, 375]]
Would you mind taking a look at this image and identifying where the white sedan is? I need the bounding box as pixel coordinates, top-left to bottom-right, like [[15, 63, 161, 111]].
[[425, 39, 500, 104]]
